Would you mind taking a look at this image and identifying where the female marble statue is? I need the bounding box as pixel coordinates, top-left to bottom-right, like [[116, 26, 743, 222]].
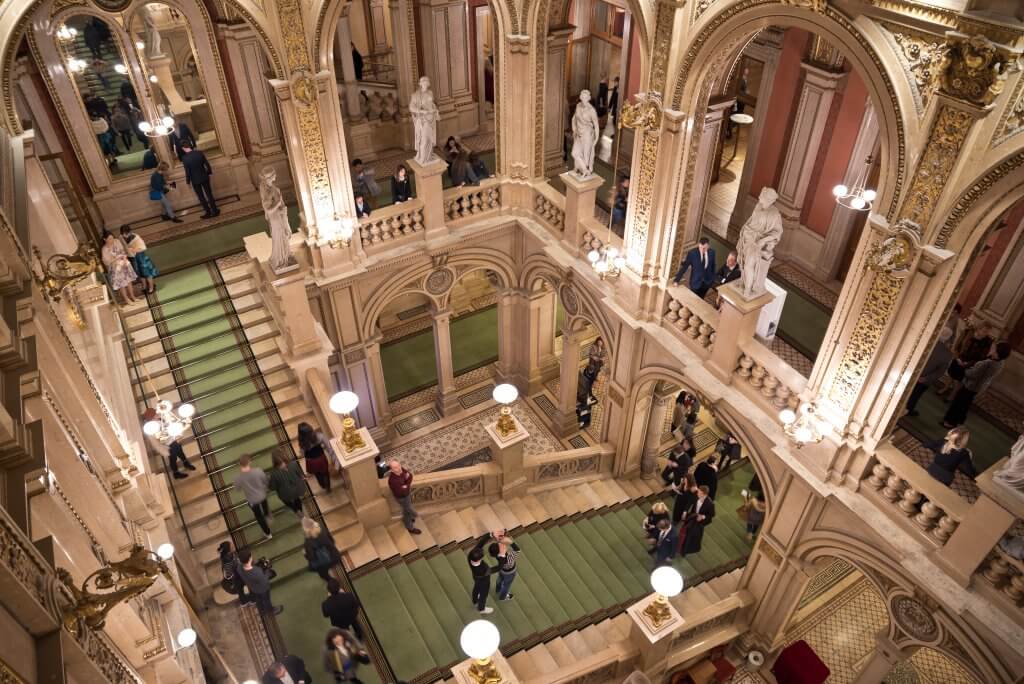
[[995, 434, 1024, 493], [143, 6, 163, 59], [571, 90, 601, 178], [260, 167, 295, 273], [736, 187, 784, 298], [410, 76, 439, 165]]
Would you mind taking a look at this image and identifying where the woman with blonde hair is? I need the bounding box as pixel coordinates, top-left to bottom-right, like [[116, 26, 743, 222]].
[[642, 501, 670, 547], [926, 426, 977, 487], [303, 516, 341, 580]]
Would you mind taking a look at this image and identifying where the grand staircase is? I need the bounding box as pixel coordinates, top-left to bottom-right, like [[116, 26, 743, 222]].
[[348, 466, 755, 683], [124, 259, 364, 600]]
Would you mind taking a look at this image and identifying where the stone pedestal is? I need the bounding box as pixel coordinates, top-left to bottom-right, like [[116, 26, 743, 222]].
[[627, 593, 683, 672], [484, 415, 530, 497], [331, 430, 391, 526], [708, 281, 774, 382], [450, 651, 520, 684], [560, 171, 604, 253], [408, 156, 448, 238]]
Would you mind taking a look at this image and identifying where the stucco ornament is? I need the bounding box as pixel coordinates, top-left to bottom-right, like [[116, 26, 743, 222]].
[[290, 70, 317, 108], [866, 219, 920, 276], [259, 168, 296, 274], [619, 91, 663, 134], [891, 595, 938, 642], [994, 434, 1024, 492], [425, 268, 455, 295], [570, 90, 601, 178], [410, 76, 440, 165], [938, 33, 1013, 106], [559, 284, 579, 316], [736, 187, 784, 299]]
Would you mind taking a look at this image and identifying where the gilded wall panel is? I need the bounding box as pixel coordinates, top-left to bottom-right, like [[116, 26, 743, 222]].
[[896, 105, 973, 229]]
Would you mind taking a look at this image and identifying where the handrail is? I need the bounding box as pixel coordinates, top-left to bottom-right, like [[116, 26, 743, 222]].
[[523, 443, 615, 469]]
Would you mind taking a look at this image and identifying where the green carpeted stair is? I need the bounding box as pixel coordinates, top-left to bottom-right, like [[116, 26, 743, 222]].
[[351, 464, 755, 682]]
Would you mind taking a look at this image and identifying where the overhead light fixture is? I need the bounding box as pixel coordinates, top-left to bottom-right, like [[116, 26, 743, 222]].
[[136, 40, 145, 50], [460, 620, 502, 684], [143, 399, 195, 441], [833, 155, 876, 212], [67, 57, 87, 74], [56, 25, 78, 42], [156, 543, 175, 560], [149, 74, 158, 83], [587, 245, 625, 280], [641, 566, 684, 632], [492, 383, 520, 438], [176, 628, 197, 649], [138, 108, 177, 138], [329, 390, 366, 452], [779, 401, 830, 446], [327, 214, 356, 249], [114, 63, 128, 74]]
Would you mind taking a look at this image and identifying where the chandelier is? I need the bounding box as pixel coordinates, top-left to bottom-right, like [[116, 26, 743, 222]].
[[832, 155, 877, 211], [137, 107, 177, 138], [143, 399, 195, 441], [326, 215, 357, 249], [56, 24, 78, 42], [587, 245, 625, 279], [779, 401, 831, 446]]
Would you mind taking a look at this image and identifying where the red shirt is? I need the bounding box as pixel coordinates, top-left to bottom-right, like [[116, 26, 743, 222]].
[[388, 469, 412, 498]]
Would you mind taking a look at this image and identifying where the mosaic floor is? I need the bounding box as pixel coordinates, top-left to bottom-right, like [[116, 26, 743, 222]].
[[382, 399, 561, 474], [387, 364, 497, 417]]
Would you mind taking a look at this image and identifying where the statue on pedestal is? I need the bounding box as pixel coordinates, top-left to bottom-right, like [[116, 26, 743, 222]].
[[995, 434, 1024, 493], [410, 76, 439, 166], [736, 187, 784, 299], [259, 167, 296, 273], [571, 90, 600, 178], [143, 6, 163, 59]]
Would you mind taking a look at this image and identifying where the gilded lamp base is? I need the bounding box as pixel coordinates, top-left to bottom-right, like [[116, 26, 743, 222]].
[[466, 657, 502, 684], [495, 406, 518, 439], [341, 416, 367, 452], [640, 595, 673, 633]]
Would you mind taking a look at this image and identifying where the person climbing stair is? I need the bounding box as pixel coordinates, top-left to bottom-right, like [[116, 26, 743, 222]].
[[468, 534, 499, 614]]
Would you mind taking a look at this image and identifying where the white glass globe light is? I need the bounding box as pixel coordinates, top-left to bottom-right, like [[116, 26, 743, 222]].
[[161, 116, 175, 128], [460, 620, 500, 660], [136, 40, 145, 50], [741, 489, 749, 499], [850, 196, 866, 210], [156, 399, 173, 414], [329, 391, 360, 415], [492, 383, 519, 405], [138, 121, 153, 133], [177, 403, 195, 419], [862, 189, 877, 201], [166, 421, 185, 438], [799, 402, 812, 416], [156, 543, 175, 560], [143, 420, 160, 436], [612, 255, 626, 269], [595, 260, 609, 273], [114, 63, 128, 74], [650, 566, 684, 598], [606, 246, 619, 259], [154, 125, 169, 136], [338, 218, 355, 239], [242, 681, 258, 684], [149, 74, 158, 83], [832, 184, 848, 198], [587, 249, 600, 264], [795, 426, 814, 443], [779, 409, 796, 426], [176, 628, 197, 648]]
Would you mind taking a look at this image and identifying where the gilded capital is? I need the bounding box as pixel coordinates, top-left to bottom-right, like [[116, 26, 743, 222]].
[[937, 32, 1014, 106]]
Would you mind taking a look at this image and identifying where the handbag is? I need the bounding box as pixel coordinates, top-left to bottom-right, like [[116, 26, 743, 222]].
[[149, 188, 163, 200]]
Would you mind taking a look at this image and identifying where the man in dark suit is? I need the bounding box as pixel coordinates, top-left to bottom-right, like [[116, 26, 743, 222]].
[[653, 518, 678, 567], [672, 237, 716, 298], [680, 486, 715, 558], [180, 144, 219, 218], [262, 655, 312, 684], [169, 121, 196, 160], [714, 251, 741, 288], [322, 578, 363, 639], [694, 457, 719, 501]]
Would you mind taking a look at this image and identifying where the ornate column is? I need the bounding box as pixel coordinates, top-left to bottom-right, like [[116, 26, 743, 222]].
[[388, 0, 418, 121], [807, 33, 1014, 465], [493, 35, 534, 181], [543, 26, 574, 173], [816, 99, 879, 282], [335, 10, 365, 122], [432, 307, 460, 416], [362, 336, 395, 443], [415, 0, 478, 139], [852, 632, 910, 684], [220, 24, 285, 158], [774, 41, 846, 233], [495, 288, 519, 386], [552, 328, 583, 436], [640, 382, 675, 478]]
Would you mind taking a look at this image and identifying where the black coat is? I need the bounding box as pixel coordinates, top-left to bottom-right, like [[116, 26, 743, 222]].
[[926, 445, 977, 486], [322, 591, 360, 629], [392, 176, 412, 202], [681, 497, 715, 555], [694, 461, 719, 501], [182, 149, 212, 185], [262, 654, 312, 684], [170, 124, 196, 159]]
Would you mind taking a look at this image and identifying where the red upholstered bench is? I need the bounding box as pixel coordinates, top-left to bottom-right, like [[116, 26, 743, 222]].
[[771, 640, 830, 684]]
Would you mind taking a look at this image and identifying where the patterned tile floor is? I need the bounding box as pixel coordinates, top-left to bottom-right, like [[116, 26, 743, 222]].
[[381, 400, 560, 474], [387, 364, 497, 416]]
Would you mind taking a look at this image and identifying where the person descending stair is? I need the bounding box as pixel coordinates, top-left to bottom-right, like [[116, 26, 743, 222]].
[[468, 534, 499, 614], [234, 453, 273, 540], [488, 530, 520, 601], [680, 486, 715, 560]]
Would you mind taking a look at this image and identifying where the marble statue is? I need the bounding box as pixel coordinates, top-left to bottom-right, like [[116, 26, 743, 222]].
[[571, 90, 601, 178], [994, 434, 1024, 493], [260, 167, 296, 273], [410, 76, 439, 165], [736, 187, 784, 299], [143, 6, 163, 59]]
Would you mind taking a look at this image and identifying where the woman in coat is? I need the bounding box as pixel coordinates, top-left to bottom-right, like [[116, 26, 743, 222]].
[[642, 501, 670, 547], [391, 164, 412, 203], [298, 422, 335, 492], [671, 472, 697, 525], [303, 517, 341, 580], [322, 627, 369, 682], [120, 225, 158, 294], [680, 485, 715, 557], [267, 448, 306, 516], [926, 426, 977, 487], [101, 230, 138, 304]]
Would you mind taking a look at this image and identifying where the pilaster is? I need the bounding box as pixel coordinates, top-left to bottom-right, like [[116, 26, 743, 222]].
[[543, 26, 575, 174], [415, 0, 479, 138], [552, 329, 583, 436], [219, 24, 285, 157], [852, 631, 910, 684], [640, 382, 675, 478], [335, 10, 365, 122], [388, 0, 419, 121], [972, 212, 1024, 335], [431, 307, 460, 416]]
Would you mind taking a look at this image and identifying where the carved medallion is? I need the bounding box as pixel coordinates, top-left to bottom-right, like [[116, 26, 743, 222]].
[[891, 595, 938, 641], [558, 284, 579, 315], [290, 70, 317, 109], [938, 33, 1013, 106], [425, 268, 455, 295], [866, 219, 920, 276]]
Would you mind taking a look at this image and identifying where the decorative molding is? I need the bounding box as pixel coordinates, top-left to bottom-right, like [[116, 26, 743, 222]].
[[536, 454, 598, 480], [938, 151, 1024, 247], [891, 594, 939, 642], [881, 25, 944, 115], [424, 267, 456, 295], [759, 538, 783, 566], [993, 76, 1024, 146], [409, 475, 483, 503], [899, 105, 974, 229], [938, 33, 1014, 107]]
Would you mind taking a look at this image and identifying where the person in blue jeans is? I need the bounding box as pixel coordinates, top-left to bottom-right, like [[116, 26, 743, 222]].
[[468, 535, 498, 614], [488, 530, 520, 601]]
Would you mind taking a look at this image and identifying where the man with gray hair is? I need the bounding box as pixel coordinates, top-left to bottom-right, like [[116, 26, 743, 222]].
[[905, 325, 955, 417], [385, 459, 421, 535]]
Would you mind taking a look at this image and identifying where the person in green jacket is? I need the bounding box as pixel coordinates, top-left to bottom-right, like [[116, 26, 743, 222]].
[[268, 448, 306, 516]]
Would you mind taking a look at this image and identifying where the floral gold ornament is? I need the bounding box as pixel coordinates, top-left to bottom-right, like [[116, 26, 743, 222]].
[[937, 33, 1013, 106], [329, 391, 367, 452], [32, 244, 100, 301], [641, 566, 683, 632], [59, 545, 170, 633], [619, 91, 664, 134], [865, 219, 921, 276], [492, 384, 520, 439]]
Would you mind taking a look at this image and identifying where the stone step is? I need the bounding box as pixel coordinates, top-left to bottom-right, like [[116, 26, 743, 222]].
[[545, 637, 576, 668], [458, 507, 485, 537], [576, 481, 606, 510], [520, 495, 552, 524], [473, 503, 505, 535], [386, 521, 419, 557], [602, 478, 632, 504], [367, 525, 400, 561], [526, 643, 560, 676], [579, 623, 608, 653], [561, 630, 593, 659], [412, 519, 439, 552], [490, 499, 524, 531]]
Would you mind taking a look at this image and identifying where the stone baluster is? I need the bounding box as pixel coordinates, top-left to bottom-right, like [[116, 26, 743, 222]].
[[737, 354, 754, 379], [1004, 571, 1024, 603], [881, 474, 907, 503], [912, 500, 942, 532], [931, 515, 959, 543], [981, 552, 1012, 586], [897, 487, 922, 516], [750, 364, 767, 389], [866, 463, 890, 489]]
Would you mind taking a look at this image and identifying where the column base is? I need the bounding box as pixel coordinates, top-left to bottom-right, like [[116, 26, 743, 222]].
[[435, 388, 461, 417]]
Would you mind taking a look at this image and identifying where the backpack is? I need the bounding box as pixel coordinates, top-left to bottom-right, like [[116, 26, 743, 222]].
[[310, 544, 332, 570], [220, 556, 244, 595]]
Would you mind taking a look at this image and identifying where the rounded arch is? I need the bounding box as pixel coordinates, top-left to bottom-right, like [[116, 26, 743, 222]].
[[667, 4, 911, 223], [625, 366, 777, 506], [360, 248, 518, 339], [937, 149, 1024, 254]]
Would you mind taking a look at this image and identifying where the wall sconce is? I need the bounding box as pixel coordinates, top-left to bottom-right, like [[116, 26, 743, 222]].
[[492, 384, 520, 438], [327, 215, 356, 249], [460, 620, 502, 684], [329, 390, 366, 452], [641, 566, 684, 632], [779, 401, 830, 445]]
